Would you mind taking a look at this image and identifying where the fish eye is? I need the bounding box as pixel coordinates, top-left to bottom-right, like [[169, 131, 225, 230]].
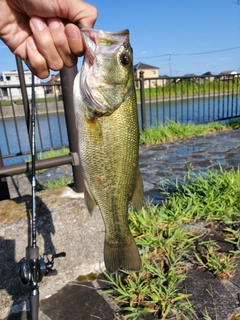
[[120, 53, 131, 66]]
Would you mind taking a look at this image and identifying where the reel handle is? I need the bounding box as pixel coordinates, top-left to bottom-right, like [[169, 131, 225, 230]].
[[52, 252, 66, 259]]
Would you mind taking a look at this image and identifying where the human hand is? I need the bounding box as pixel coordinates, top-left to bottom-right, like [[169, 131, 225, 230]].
[[0, 0, 97, 78]]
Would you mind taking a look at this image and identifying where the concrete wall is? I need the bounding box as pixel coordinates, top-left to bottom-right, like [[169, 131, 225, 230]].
[[1, 101, 64, 118]]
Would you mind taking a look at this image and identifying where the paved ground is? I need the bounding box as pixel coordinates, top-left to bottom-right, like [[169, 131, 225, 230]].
[[1, 128, 240, 319]]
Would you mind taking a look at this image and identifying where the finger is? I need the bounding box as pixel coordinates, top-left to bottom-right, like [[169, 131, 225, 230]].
[[68, 0, 98, 28], [46, 18, 77, 67], [25, 36, 49, 79], [65, 23, 85, 56], [30, 16, 64, 71]]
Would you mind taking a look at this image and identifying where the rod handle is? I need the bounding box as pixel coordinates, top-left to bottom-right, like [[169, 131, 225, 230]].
[[30, 288, 39, 320]]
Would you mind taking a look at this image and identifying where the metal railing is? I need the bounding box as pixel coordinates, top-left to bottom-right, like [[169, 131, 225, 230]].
[[0, 83, 66, 157], [136, 72, 240, 130], [1, 63, 240, 200], [0, 57, 83, 200]]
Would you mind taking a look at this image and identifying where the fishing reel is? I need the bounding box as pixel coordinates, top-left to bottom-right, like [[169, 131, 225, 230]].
[[19, 248, 66, 286]]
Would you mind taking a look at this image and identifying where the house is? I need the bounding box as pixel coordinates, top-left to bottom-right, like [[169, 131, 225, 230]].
[[183, 73, 197, 79], [201, 71, 215, 82], [44, 73, 62, 98], [134, 62, 159, 79], [134, 62, 165, 88], [172, 73, 215, 84], [219, 70, 238, 81], [0, 70, 44, 100]]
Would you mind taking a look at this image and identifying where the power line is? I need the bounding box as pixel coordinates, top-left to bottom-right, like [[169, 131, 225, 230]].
[[134, 54, 167, 60], [135, 45, 240, 60], [173, 46, 240, 56]]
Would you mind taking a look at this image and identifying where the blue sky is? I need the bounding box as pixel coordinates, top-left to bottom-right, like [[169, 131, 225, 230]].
[[0, 0, 240, 78]]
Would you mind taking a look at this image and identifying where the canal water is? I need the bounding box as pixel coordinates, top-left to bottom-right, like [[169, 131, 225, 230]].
[[141, 95, 239, 128], [1, 114, 69, 165], [1, 95, 239, 166]]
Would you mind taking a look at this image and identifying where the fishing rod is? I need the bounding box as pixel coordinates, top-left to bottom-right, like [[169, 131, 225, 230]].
[[19, 73, 66, 320]]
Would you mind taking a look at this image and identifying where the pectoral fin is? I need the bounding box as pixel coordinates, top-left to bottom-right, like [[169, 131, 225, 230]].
[[130, 167, 144, 212], [84, 180, 97, 215]]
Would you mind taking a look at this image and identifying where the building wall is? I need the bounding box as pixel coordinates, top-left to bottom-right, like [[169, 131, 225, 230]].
[[48, 74, 62, 97], [0, 71, 45, 100], [135, 68, 159, 79], [135, 68, 166, 88]]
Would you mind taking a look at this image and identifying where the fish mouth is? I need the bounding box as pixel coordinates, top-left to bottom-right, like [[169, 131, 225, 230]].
[[80, 45, 112, 115], [81, 69, 121, 117], [79, 27, 130, 117], [79, 25, 129, 37], [81, 27, 129, 63], [80, 60, 116, 117], [80, 27, 129, 65]]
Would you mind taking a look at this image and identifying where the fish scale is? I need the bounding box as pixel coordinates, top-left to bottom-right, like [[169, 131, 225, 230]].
[[73, 27, 144, 273]]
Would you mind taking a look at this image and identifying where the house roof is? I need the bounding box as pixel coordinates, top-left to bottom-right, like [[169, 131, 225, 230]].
[[1, 70, 31, 75], [219, 70, 237, 75], [183, 73, 197, 77], [134, 62, 159, 70]]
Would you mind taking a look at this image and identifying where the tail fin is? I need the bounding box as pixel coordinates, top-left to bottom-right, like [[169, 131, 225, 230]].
[[104, 236, 142, 273]]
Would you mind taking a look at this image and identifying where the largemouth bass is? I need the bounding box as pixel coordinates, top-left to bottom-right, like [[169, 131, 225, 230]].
[[73, 27, 143, 273]]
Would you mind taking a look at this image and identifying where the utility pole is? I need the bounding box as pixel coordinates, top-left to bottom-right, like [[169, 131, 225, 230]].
[[168, 54, 172, 77]]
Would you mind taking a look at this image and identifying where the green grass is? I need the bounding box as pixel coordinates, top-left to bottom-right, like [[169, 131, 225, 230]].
[[24, 147, 69, 173], [2, 78, 239, 106], [24, 148, 71, 189], [0, 96, 58, 106], [139, 120, 240, 145], [38, 148, 72, 188], [44, 176, 72, 189], [39, 148, 69, 159], [135, 78, 240, 101], [102, 168, 240, 319], [25, 148, 69, 163]]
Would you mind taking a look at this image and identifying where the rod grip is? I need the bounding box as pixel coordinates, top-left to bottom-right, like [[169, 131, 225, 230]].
[[30, 289, 39, 320]]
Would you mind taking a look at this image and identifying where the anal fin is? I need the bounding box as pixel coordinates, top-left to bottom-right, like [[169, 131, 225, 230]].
[[130, 167, 144, 212], [84, 180, 97, 215]]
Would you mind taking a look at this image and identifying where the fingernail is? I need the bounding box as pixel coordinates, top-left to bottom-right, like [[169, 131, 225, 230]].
[[66, 25, 80, 40], [31, 17, 46, 31], [47, 18, 61, 29]]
